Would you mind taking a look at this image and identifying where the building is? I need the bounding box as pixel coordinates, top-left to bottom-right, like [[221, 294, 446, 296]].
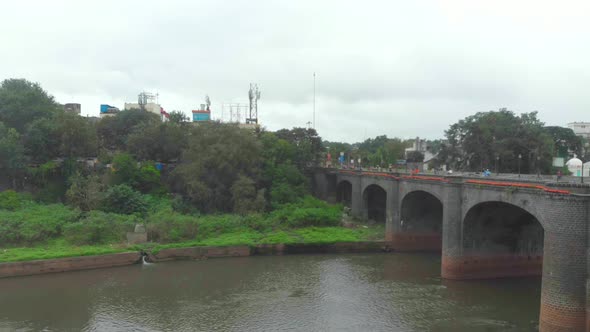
[[568, 122, 590, 140], [64, 103, 81, 115], [124, 102, 161, 116], [405, 137, 435, 162], [99, 104, 120, 118], [192, 104, 211, 122]]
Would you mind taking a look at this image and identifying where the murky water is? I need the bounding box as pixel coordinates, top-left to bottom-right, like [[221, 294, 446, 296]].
[[0, 253, 540, 331]]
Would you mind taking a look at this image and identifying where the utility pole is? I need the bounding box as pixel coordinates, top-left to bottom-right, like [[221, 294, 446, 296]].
[[313, 72, 316, 130]]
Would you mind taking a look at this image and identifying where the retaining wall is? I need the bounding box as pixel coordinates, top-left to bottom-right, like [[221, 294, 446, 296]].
[[0, 252, 142, 278]]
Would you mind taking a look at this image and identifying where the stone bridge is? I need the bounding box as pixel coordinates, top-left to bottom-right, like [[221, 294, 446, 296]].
[[312, 168, 590, 332]]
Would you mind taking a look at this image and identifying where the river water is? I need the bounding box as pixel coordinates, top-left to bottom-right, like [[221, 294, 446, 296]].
[[0, 253, 540, 332]]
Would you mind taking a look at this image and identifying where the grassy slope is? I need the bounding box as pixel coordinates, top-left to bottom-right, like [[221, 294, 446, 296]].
[[0, 225, 385, 263]]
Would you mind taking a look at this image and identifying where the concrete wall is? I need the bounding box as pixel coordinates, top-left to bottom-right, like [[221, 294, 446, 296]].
[[0, 252, 141, 278]]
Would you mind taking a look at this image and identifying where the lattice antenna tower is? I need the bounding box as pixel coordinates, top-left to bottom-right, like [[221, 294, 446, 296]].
[[247, 83, 261, 124], [138, 91, 158, 111]]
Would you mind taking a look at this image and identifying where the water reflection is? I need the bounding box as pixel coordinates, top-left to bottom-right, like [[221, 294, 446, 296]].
[[0, 253, 540, 331]]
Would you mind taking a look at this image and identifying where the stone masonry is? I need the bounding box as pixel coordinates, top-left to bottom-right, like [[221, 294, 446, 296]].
[[312, 169, 590, 332]]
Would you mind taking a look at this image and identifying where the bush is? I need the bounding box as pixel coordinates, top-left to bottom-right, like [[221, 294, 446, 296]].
[[63, 211, 137, 245], [146, 210, 200, 243], [101, 184, 147, 215], [66, 173, 104, 211], [0, 190, 30, 210], [270, 196, 341, 228], [146, 212, 246, 243], [0, 203, 79, 245], [171, 195, 200, 215]]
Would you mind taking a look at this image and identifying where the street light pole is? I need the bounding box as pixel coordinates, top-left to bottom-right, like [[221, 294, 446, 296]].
[[518, 154, 522, 178], [495, 155, 499, 176], [582, 154, 585, 184], [537, 155, 540, 178]]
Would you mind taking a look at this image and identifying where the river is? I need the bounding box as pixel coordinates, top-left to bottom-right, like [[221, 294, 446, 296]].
[[0, 253, 540, 331]]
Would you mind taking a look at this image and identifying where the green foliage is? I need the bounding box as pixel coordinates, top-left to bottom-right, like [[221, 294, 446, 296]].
[[110, 153, 162, 194], [101, 184, 147, 215], [294, 227, 361, 244], [406, 150, 425, 162], [63, 211, 136, 245], [0, 122, 25, 183], [146, 210, 200, 243], [440, 109, 554, 173], [0, 203, 78, 245], [66, 173, 105, 211], [0, 79, 59, 133], [544, 126, 582, 158], [97, 109, 160, 151], [270, 196, 341, 228], [231, 175, 265, 214], [275, 127, 322, 168], [55, 112, 98, 158], [0, 239, 131, 263], [24, 118, 60, 163], [174, 123, 262, 212], [126, 121, 188, 162], [167, 111, 190, 124], [0, 190, 20, 210]]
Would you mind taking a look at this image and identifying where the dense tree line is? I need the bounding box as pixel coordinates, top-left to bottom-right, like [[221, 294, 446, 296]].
[[436, 109, 584, 173], [0, 79, 318, 214]]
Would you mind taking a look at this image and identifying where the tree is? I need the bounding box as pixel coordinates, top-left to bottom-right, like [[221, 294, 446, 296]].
[[126, 121, 188, 162], [97, 109, 160, 151], [406, 151, 425, 162], [101, 184, 147, 215], [173, 123, 262, 212], [0, 122, 25, 188], [168, 111, 190, 124], [441, 109, 553, 173], [66, 173, 105, 211], [55, 112, 98, 158], [231, 175, 265, 214], [544, 126, 582, 158], [24, 117, 60, 163], [0, 79, 59, 133], [275, 127, 322, 168]]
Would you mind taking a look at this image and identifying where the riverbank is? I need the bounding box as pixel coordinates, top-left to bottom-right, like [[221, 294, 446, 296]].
[[0, 240, 391, 278]]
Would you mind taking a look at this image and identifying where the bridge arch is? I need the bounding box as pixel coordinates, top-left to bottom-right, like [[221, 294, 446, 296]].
[[396, 190, 443, 251], [336, 180, 352, 208], [362, 184, 387, 223], [453, 201, 544, 280]]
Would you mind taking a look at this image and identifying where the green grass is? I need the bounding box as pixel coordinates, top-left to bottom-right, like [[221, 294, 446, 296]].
[[0, 223, 386, 262], [150, 225, 383, 255], [0, 194, 386, 263], [0, 239, 134, 263]]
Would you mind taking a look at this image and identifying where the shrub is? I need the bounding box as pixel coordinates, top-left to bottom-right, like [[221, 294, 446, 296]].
[[270, 196, 341, 228], [146, 210, 200, 243], [63, 211, 137, 245], [0, 203, 79, 245], [101, 184, 147, 215], [0, 190, 30, 210], [171, 195, 200, 215], [66, 173, 105, 211]]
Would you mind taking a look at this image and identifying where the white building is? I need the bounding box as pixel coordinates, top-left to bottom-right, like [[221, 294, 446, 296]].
[[568, 122, 590, 140], [405, 137, 435, 162], [124, 102, 162, 116]]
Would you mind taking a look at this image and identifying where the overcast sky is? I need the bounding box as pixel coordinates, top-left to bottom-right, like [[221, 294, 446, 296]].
[[1, 0, 589, 143]]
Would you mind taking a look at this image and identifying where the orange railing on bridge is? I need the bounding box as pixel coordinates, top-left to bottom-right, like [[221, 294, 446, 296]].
[[335, 169, 570, 195]]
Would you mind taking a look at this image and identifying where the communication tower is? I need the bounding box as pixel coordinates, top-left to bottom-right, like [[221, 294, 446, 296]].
[[138, 91, 158, 111], [247, 83, 260, 124]]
